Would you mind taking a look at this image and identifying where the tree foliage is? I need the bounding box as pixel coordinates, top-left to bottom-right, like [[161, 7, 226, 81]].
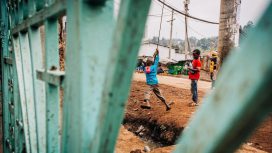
[[240, 21, 255, 43], [149, 36, 218, 53]]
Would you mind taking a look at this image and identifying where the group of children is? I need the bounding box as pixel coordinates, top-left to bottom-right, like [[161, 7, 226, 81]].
[[140, 49, 202, 111]]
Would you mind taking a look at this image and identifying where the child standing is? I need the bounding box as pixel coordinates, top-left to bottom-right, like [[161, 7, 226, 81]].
[[188, 49, 202, 106], [210, 53, 218, 89], [141, 49, 171, 111]]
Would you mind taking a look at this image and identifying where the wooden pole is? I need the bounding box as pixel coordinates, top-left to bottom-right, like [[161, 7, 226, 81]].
[[184, 0, 190, 60], [218, 0, 241, 66], [168, 10, 174, 59]]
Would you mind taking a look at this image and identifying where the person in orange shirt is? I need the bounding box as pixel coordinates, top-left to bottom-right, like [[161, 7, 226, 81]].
[[188, 49, 202, 106]]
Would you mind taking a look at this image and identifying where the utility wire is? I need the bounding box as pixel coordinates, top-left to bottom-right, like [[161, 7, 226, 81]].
[[175, 15, 207, 38], [148, 13, 172, 17], [156, 0, 219, 25], [153, 0, 173, 13], [115, 0, 214, 39]]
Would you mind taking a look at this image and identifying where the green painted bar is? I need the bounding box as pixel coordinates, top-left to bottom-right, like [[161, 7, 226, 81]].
[[62, 0, 115, 152], [12, 0, 66, 35], [28, 26, 47, 153], [18, 1, 24, 24], [13, 2, 19, 26], [9, 4, 25, 152], [98, 0, 151, 152], [5, 3, 18, 153], [19, 32, 38, 153], [47, 0, 56, 6], [10, 10, 15, 29], [26, 10, 46, 153], [11, 38, 25, 153], [10, 5, 18, 28], [1, 0, 12, 152], [36, 69, 65, 86], [28, 0, 36, 16], [12, 36, 31, 153], [22, 0, 29, 19], [45, 18, 61, 153], [35, 0, 46, 11], [174, 2, 272, 153], [1, 1, 18, 152]]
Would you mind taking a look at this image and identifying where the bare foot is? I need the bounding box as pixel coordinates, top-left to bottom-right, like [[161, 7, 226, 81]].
[[189, 102, 198, 107]]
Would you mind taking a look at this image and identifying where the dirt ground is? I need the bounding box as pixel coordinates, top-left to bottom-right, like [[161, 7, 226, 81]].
[[133, 73, 211, 92], [115, 79, 272, 153]]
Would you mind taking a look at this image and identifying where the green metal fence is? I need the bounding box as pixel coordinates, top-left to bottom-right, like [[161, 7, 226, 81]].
[[0, 0, 271, 153]]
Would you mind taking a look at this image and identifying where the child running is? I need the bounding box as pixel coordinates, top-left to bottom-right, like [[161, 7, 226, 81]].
[[188, 49, 202, 106], [141, 49, 171, 111]]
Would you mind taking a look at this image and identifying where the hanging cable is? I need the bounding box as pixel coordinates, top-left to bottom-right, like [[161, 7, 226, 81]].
[[176, 15, 206, 38], [156, 0, 219, 25], [148, 13, 173, 17]]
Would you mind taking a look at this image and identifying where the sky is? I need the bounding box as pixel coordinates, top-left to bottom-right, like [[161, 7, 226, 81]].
[[143, 0, 271, 39]]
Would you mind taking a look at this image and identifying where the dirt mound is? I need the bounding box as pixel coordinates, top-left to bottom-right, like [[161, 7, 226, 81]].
[[119, 81, 272, 153], [115, 126, 145, 153], [123, 81, 204, 145], [116, 126, 267, 153]]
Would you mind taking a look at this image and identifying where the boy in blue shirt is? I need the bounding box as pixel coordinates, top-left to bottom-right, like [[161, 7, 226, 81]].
[[141, 49, 171, 111]]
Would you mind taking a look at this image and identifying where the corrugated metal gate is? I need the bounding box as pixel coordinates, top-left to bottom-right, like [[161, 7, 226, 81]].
[[0, 0, 271, 153]]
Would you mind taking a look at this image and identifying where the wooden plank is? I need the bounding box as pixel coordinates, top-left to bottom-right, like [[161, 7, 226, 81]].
[[12, 41, 25, 153], [28, 26, 47, 153], [44, 18, 60, 153], [174, 2, 272, 153], [36, 69, 65, 86], [26, 3, 46, 152], [62, 1, 116, 152], [12, 0, 66, 35], [8, 3, 27, 152], [19, 32, 39, 153], [0, 0, 12, 152], [98, 0, 151, 152], [12, 36, 31, 153]]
